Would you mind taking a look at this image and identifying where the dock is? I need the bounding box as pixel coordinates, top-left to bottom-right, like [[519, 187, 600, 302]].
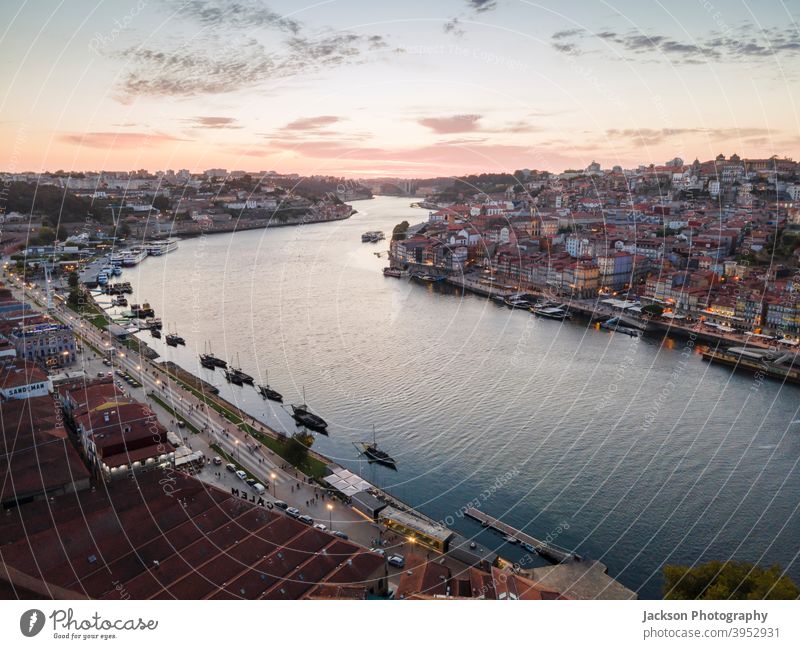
[[464, 507, 578, 564], [465, 508, 638, 599]]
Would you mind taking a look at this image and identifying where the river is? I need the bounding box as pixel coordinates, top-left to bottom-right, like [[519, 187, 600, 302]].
[[114, 195, 800, 598]]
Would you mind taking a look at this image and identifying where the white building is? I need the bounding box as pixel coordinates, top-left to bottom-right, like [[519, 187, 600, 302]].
[[0, 361, 53, 400]]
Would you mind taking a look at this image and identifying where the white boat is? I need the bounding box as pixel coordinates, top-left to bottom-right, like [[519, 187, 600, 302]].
[[532, 305, 571, 320], [96, 272, 109, 286], [122, 248, 148, 266], [146, 240, 179, 256]]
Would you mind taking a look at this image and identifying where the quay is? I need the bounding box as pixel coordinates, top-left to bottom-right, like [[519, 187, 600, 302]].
[[464, 507, 577, 563], [464, 508, 638, 600], [434, 271, 794, 353]]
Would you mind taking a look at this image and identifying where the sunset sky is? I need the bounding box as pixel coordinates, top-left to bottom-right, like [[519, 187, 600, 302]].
[[2, 0, 799, 177]]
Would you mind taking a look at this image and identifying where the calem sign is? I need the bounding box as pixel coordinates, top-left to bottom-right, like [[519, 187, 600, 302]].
[[231, 487, 273, 509]]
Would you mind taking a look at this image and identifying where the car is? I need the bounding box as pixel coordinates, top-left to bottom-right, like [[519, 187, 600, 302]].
[[96, 372, 104, 377], [225, 463, 236, 472], [176, 420, 186, 428], [235, 470, 247, 480], [102, 359, 112, 366], [298, 515, 314, 525], [252, 483, 266, 495], [387, 555, 405, 568], [285, 507, 300, 518], [212, 457, 222, 466], [369, 548, 386, 557], [313, 523, 327, 531], [245, 478, 257, 487], [273, 500, 288, 510], [332, 531, 348, 540]]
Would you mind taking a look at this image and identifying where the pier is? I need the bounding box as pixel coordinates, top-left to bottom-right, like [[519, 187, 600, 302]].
[[464, 508, 638, 599], [464, 507, 578, 564]]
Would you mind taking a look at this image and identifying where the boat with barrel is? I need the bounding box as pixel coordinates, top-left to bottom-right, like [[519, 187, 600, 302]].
[[227, 353, 254, 384], [354, 426, 396, 469], [291, 388, 327, 433], [257, 369, 282, 402], [224, 368, 244, 385], [200, 342, 227, 370], [165, 326, 185, 347]]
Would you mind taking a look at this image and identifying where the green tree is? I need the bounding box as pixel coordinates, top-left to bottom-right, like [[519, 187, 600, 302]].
[[151, 195, 171, 211], [282, 432, 314, 468], [392, 220, 410, 241], [32, 226, 56, 246], [664, 561, 800, 600]]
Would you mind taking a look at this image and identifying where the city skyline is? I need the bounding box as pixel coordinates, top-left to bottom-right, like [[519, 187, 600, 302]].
[[2, 0, 800, 177]]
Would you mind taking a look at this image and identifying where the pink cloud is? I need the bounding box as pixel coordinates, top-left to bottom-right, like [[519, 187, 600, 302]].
[[58, 131, 189, 148]]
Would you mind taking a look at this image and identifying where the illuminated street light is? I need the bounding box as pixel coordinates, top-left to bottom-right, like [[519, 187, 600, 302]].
[[270, 472, 277, 497], [327, 503, 333, 529]]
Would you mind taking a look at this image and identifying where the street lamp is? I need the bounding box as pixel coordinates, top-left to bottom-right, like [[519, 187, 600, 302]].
[[235, 439, 240, 462], [327, 503, 333, 530], [270, 472, 277, 497]]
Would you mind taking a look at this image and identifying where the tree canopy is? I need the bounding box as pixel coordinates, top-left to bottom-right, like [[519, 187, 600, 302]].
[[663, 561, 800, 600]]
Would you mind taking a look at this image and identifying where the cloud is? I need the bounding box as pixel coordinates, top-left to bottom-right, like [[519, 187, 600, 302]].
[[418, 114, 483, 133], [551, 25, 800, 65], [417, 114, 540, 135], [605, 127, 773, 146], [58, 131, 189, 148], [467, 0, 498, 13], [178, 0, 301, 34], [116, 4, 391, 98], [443, 18, 465, 37], [283, 116, 341, 131], [185, 116, 242, 129]]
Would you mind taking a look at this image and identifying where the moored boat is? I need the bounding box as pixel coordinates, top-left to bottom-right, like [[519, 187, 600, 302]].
[[291, 389, 327, 432], [257, 369, 282, 401], [531, 304, 571, 320], [258, 384, 283, 402], [354, 425, 396, 469], [224, 368, 244, 385]]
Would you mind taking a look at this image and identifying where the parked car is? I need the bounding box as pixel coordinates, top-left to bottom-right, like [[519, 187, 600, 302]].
[[225, 463, 236, 472], [176, 420, 186, 428], [298, 515, 314, 525], [252, 483, 266, 495], [332, 531, 349, 540], [285, 507, 300, 518], [313, 523, 327, 531], [387, 555, 405, 568], [370, 548, 386, 557], [235, 470, 247, 481], [245, 478, 257, 487], [212, 457, 222, 466], [273, 500, 288, 510]]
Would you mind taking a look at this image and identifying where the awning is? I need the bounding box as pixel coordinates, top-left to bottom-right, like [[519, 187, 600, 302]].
[[323, 467, 373, 497]]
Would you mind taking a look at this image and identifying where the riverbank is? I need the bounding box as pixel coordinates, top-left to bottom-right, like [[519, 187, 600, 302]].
[[137, 207, 355, 240], [106, 195, 800, 598]]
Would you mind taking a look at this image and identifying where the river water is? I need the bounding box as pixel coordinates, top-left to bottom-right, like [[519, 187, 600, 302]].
[[116, 195, 800, 598]]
